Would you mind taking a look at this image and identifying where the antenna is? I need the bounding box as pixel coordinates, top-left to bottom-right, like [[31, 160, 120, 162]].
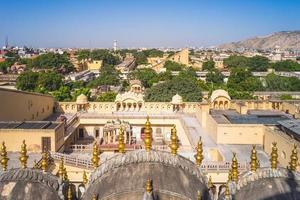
[[5, 36, 8, 49], [113, 40, 117, 52]]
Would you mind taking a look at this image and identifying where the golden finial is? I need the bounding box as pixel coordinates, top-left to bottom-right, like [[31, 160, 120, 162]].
[[19, 140, 28, 169], [169, 125, 179, 155], [197, 190, 202, 200], [83, 170, 88, 185], [91, 142, 100, 169], [270, 142, 278, 169], [67, 185, 72, 200], [64, 168, 69, 181], [118, 128, 125, 154], [231, 152, 239, 183], [208, 175, 213, 188], [194, 137, 204, 166], [145, 178, 152, 193], [250, 145, 259, 172], [144, 116, 152, 152], [0, 142, 9, 171], [58, 158, 65, 180], [41, 151, 48, 172], [225, 181, 231, 199], [289, 144, 298, 171], [92, 194, 97, 200], [228, 169, 232, 181]]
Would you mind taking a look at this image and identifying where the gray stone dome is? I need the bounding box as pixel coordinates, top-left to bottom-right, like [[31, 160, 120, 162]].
[[83, 149, 210, 200], [219, 167, 300, 200], [0, 168, 63, 200]]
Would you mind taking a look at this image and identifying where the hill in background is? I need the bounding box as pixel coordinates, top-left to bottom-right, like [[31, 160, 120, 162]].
[[219, 31, 300, 50]]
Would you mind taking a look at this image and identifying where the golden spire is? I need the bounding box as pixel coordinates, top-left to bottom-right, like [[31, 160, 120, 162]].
[[92, 194, 97, 200], [270, 142, 278, 169], [67, 185, 72, 200], [58, 158, 65, 180], [0, 142, 9, 171], [118, 128, 125, 154], [64, 168, 69, 181], [289, 144, 298, 171], [145, 178, 152, 193], [169, 125, 179, 155], [228, 169, 232, 181], [231, 152, 239, 183], [225, 181, 231, 199], [83, 170, 88, 185], [194, 137, 204, 167], [144, 116, 152, 152], [208, 175, 213, 188], [91, 142, 100, 169], [41, 151, 48, 172], [19, 140, 28, 169], [197, 190, 202, 200], [250, 145, 259, 172]]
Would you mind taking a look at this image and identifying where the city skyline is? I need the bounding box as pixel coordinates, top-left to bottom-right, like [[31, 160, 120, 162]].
[[1, 0, 300, 48]]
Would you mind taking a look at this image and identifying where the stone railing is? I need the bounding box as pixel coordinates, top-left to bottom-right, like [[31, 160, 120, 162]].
[[200, 161, 248, 173], [50, 152, 93, 169], [50, 151, 248, 173]]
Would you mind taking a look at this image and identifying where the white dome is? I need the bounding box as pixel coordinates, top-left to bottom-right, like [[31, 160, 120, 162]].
[[210, 89, 230, 102], [171, 94, 183, 105], [76, 94, 88, 104]]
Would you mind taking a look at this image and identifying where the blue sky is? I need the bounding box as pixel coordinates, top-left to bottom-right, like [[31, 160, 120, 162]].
[[1, 0, 300, 48]]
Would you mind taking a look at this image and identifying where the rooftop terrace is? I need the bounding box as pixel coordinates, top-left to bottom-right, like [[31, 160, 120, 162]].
[[211, 109, 290, 125], [0, 121, 61, 130]]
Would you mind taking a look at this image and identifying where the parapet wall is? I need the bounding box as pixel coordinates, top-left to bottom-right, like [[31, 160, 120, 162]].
[[57, 101, 200, 114]]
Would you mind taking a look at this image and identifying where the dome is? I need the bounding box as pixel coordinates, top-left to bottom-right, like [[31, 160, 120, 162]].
[[171, 94, 183, 105], [219, 167, 300, 200], [210, 89, 230, 102], [82, 150, 210, 200], [76, 94, 88, 104], [0, 168, 63, 200]]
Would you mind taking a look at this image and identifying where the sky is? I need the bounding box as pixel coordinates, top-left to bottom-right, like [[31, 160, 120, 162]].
[[1, 0, 300, 48]]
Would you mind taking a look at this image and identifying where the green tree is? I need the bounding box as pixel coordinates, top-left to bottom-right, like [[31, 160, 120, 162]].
[[247, 56, 269, 71], [265, 73, 289, 91], [90, 49, 120, 65], [0, 61, 11, 73], [206, 69, 224, 85], [280, 94, 293, 100], [227, 67, 263, 91], [223, 55, 249, 69], [202, 60, 215, 71], [271, 60, 300, 71], [30, 52, 74, 73], [134, 51, 148, 65], [72, 87, 91, 101], [144, 77, 202, 102], [16, 71, 39, 91], [76, 50, 90, 61], [96, 92, 117, 102], [37, 72, 63, 91], [52, 86, 72, 101], [88, 64, 120, 87], [228, 89, 254, 100], [164, 61, 185, 71], [128, 69, 158, 88], [143, 49, 164, 57], [158, 71, 173, 82]]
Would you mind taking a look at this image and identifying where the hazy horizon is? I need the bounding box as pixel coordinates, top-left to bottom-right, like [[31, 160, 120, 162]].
[[1, 0, 300, 48]]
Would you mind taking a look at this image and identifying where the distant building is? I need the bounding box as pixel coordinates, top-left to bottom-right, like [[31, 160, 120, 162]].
[[147, 48, 189, 72]]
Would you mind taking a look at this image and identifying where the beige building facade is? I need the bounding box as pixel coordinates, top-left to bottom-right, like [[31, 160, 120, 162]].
[[0, 88, 54, 121], [0, 121, 64, 152]]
